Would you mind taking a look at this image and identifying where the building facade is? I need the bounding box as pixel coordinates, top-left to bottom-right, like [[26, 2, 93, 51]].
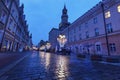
[[49, 5, 70, 50], [61, 0, 120, 56], [49, 28, 60, 50], [0, 0, 32, 52], [59, 5, 70, 31]]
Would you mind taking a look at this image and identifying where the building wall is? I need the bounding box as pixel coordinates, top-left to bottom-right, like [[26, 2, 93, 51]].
[[61, 0, 120, 55], [0, 0, 32, 52], [49, 28, 60, 50]]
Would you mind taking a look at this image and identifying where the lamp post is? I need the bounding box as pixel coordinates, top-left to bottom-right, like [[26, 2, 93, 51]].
[[45, 42, 51, 52], [57, 34, 67, 51], [39, 45, 46, 51]]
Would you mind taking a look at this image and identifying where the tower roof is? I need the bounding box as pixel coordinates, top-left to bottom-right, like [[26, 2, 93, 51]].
[[64, 4, 66, 9], [63, 4, 67, 11], [59, 4, 70, 31]]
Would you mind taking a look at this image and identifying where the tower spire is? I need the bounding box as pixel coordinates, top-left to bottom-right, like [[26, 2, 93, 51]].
[[59, 5, 70, 30], [64, 3, 66, 9]]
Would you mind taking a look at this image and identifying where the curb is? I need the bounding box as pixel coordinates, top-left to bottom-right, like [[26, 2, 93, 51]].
[[99, 61, 120, 66], [0, 54, 29, 77]]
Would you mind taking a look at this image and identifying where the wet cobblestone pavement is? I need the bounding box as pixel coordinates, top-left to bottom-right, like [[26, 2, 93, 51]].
[[1, 51, 120, 80]]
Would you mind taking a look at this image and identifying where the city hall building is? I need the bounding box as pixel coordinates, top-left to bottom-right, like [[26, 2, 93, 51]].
[[49, 0, 120, 56]]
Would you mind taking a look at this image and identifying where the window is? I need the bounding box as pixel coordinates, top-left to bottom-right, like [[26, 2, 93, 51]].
[[95, 28, 99, 36], [79, 25, 81, 31], [0, 10, 7, 24], [74, 35, 76, 41], [117, 5, 120, 12], [105, 11, 111, 18], [96, 45, 101, 52], [80, 46, 82, 52], [79, 34, 82, 40], [74, 28, 76, 33], [13, 24, 16, 33], [106, 23, 113, 33], [3, 40, 8, 48], [109, 43, 116, 52], [8, 18, 13, 30], [5, 0, 10, 8], [93, 17, 97, 24], [86, 31, 89, 38], [12, 9, 15, 14], [85, 22, 88, 27]]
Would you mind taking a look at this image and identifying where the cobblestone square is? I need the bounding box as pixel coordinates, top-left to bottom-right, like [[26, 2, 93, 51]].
[[0, 51, 120, 80]]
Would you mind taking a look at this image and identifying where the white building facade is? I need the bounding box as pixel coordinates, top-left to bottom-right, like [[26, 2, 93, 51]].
[[62, 0, 120, 56]]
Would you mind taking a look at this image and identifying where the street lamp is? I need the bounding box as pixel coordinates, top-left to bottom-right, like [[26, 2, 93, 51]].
[[45, 42, 51, 52], [57, 34, 67, 51], [39, 45, 46, 51]]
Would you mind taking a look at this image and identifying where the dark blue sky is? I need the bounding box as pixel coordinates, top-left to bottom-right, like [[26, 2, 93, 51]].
[[20, 0, 101, 45]]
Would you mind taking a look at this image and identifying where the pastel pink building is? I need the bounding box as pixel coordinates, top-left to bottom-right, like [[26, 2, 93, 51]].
[[62, 0, 120, 56]]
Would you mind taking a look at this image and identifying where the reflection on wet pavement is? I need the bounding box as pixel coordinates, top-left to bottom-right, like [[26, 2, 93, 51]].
[[1, 51, 120, 80]]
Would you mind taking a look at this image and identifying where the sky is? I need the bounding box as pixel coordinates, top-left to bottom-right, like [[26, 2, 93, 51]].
[[20, 0, 101, 45]]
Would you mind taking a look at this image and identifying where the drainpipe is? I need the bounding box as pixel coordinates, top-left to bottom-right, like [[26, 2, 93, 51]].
[[101, 3, 110, 56]]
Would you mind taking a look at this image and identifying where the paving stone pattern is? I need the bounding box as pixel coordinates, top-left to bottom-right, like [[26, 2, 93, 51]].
[[1, 51, 120, 80]]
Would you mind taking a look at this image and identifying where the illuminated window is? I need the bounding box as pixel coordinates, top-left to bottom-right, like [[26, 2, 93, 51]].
[[117, 5, 120, 12], [105, 11, 111, 18]]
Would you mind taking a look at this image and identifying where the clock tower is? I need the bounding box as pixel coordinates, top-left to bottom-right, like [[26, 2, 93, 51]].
[[59, 5, 70, 31]]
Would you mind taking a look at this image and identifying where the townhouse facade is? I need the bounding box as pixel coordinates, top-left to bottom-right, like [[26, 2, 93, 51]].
[[61, 0, 120, 56], [0, 0, 32, 52]]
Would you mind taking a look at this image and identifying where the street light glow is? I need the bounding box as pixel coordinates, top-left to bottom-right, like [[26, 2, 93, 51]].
[[46, 42, 51, 50], [57, 34, 67, 51], [39, 45, 46, 50]]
